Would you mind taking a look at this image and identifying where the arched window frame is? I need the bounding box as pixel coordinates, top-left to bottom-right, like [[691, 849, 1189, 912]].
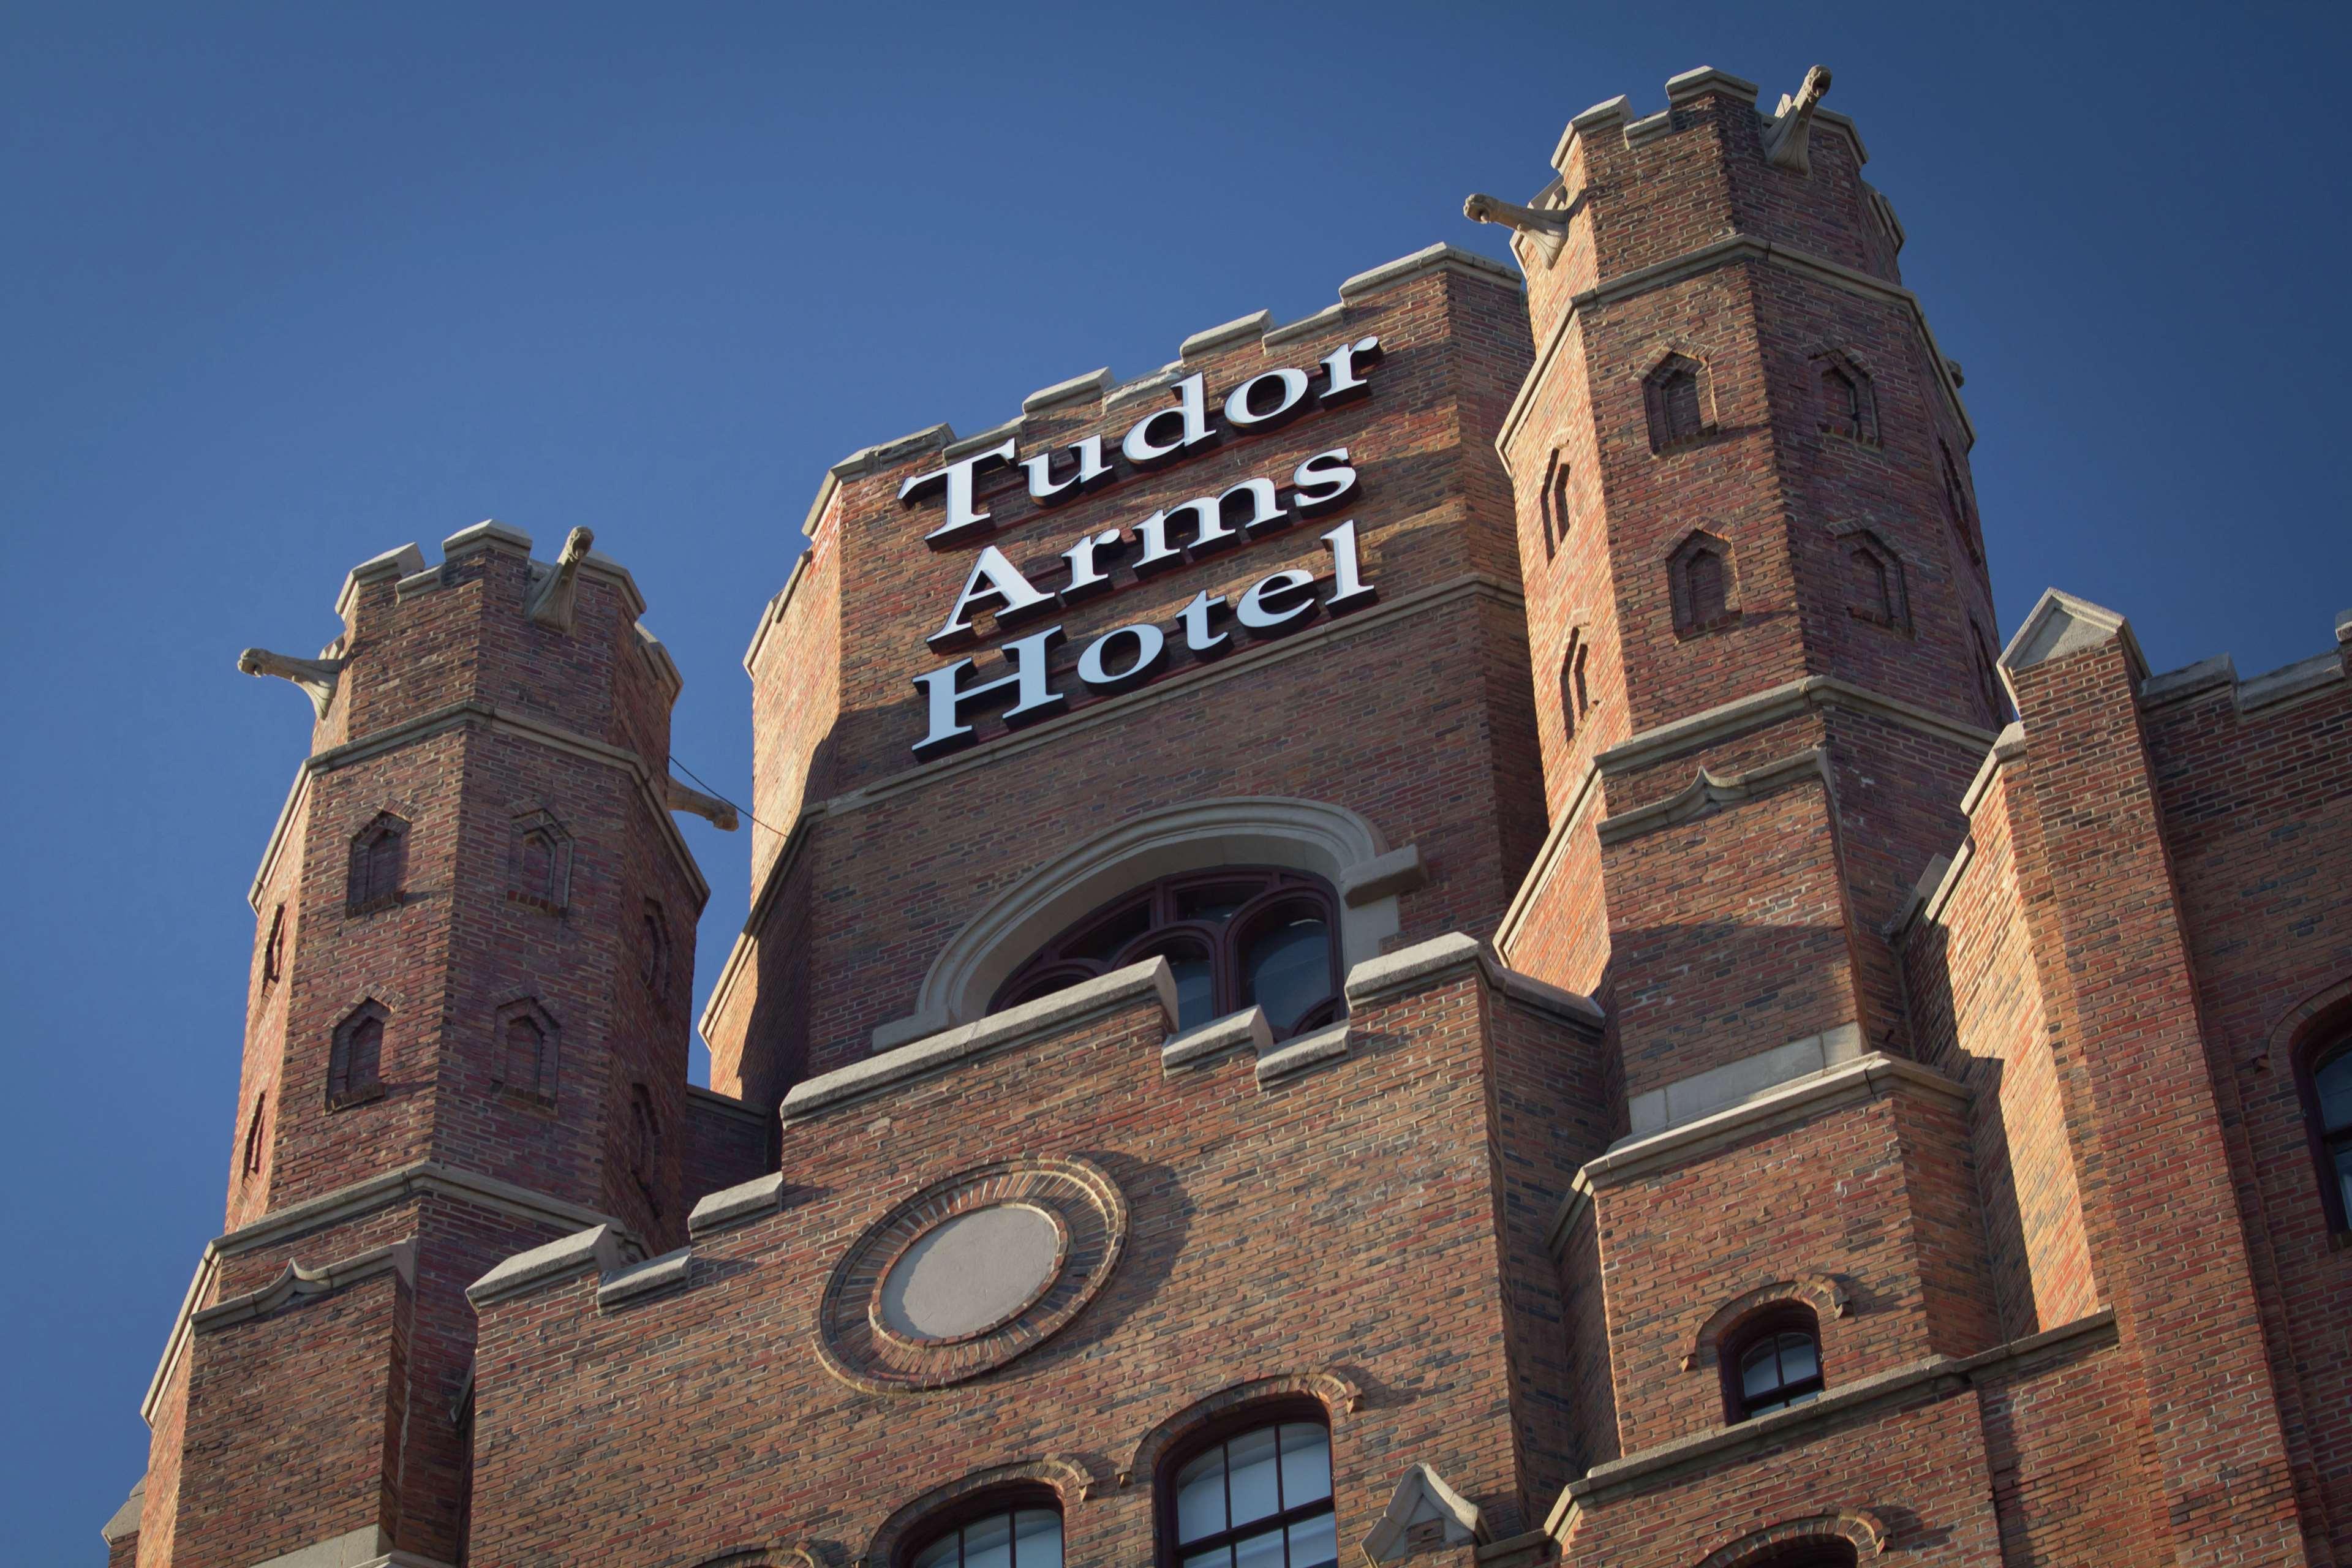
[[1940, 437, 1984, 564], [240, 1091, 268, 1180], [1538, 448, 1573, 560], [1719, 1303, 1825, 1423], [492, 997, 560, 1107], [627, 1081, 663, 1216], [347, 812, 409, 917], [1831, 524, 1910, 634], [1156, 1398, 1336, 1568], [994, 868, 1343, 1041], [260, 903, 286, 987], [1560, 628, 1593, 744], [1644, 352, 1716, 453], [507, 808, 573, 914], [328, 999, 388, 1109], [2294, 1023, 2352, 1235], [1669, 530, 1738, 636], [1811, 349, 1879, 447], [899, 1486, 1065, 1568]]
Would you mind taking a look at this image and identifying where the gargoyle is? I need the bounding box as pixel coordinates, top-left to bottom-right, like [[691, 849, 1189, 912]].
[[1461, 192, 1570, 266], [237, 646, 349, 720], [526, 526, 597, 632], [665, 775, 741, 831], [1764, 64, 1833, 174]]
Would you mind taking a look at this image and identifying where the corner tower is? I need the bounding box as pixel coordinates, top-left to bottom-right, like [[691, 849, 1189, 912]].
[[1485, 66, 2002, 1091], [128, 523, 723, 1568]]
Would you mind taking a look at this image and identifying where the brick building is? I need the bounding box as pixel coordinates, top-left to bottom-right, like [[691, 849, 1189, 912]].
[[99, 63, 2352, 1568]]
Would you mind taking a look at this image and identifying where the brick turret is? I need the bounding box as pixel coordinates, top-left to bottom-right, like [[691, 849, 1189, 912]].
[[130, 523, 725, 1568]]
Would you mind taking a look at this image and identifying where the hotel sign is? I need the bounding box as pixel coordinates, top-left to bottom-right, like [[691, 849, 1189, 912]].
[[900, 338, 1384, 758]]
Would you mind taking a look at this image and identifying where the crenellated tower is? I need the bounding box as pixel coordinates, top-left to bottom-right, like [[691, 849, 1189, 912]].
[[129, 522, 733, 1568]]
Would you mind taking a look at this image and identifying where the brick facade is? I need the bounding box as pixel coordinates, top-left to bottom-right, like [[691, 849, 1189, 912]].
[[98, 63, 2352, 1568]]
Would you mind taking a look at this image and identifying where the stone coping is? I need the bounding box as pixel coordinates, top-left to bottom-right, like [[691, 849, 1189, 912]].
[[194, 1242, 414, 1333], [1545, 1052, 1968, 1253], [596, 1246, 693, 1311], [1344, 931, 1605, 1029], [781, 959, 1179, 1125], [1544, 1307, 2117, 1535], [97, 1479, 143, 1545], [687, 1170, 789, 1239], [467, 1224, 634, 1309]]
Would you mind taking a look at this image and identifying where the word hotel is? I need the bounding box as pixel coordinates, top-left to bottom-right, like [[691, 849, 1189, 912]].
[[102, 61, 2352, 1568]]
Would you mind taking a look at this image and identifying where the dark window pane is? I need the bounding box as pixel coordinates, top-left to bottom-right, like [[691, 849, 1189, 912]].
[[1175, 1446, 1227, 1543], [962, 1512, 1013, 1568], [912, 1534, 959, 1568], [1011, 1510, 1061, 1568], [1068, 899, 1152, 965], [1243, 916, 1332, 1035], [1182, 1550, 1232, 1568], [2316, 1046, 2352, 1132], [1231, 1526, 1284, 1568], [1176, 885, 1254, 925], [1224, 1425, 1281, 1526], [2334, 1141, 2352, 1221], [1285, 1513, 1338, 1568], [1276, 1423, 1332, 1506]]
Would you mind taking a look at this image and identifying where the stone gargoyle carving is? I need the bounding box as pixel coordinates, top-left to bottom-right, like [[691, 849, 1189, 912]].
[[666, 776, 741, 832], [237, 646, 350, 720], [1461, 192, 1570, 266], [526, 526, 597, 632], [1764, 64, 1833, 174]]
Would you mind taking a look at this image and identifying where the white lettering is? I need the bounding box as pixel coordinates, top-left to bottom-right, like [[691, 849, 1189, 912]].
[[1177, 590, 1231, 658], [1321, 519, 1376, 613], [1023, 435, 1112, 504], [1319, 336, 1382, 406], [1291, 448, 1359, 516], [1237, 569, 1319, 633], [1223, 366, 1311, 429], [929, 545, 1055, 649], [1059, 528, 1126, 604], [910, 626, 1067, 758], [1121, 372, 1218, 468], [1076, 622, 1169, 693], [900, 439, 1018, 547]]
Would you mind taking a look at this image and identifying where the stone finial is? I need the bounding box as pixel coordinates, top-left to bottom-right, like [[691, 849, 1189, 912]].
[[237, 647, 349, 720], [1462, 192, 1570, 266], [665, 775, 740, 831], [526, 526, 596, 632], [1763, 64, 1833, 173], [1357, 1464, 1488, 1564]]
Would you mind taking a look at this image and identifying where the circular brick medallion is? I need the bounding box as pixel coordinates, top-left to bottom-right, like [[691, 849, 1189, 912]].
[[816, 1158, 1127, 1390]]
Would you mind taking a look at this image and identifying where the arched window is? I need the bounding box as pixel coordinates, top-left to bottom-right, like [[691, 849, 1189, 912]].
[[508, 809, 572, 913], [261, 903, 285, 987], [1670, 531, 1736, 635], [1970, 618, 2010, 729], [1722, 1306, 1823, 1422], [2300, 1033, 2352, 1231], [1814, 350, 1877, 446], [328, 1001, 387, 1109], [347, 812, 409, 915], [1940, 439, 1983, 562], [993, 868, 1341, 1039], [494, 1000, 559, 1106], [1540, 450, 1572, 559], [1166, 1414, 1336, 1568], [1842, 531, 1908, 632], [641, 899, 672, 999], [628, 1082, 663, 1215], [1644, 353, 1713, 451], [240, 1092, 268, 1179], [907, 1500, 1063, 1568], [1560, 630, 1591, 743]]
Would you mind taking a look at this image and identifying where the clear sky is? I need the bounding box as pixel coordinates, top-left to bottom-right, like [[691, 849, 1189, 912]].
[[5, 0, 2348, 1555]]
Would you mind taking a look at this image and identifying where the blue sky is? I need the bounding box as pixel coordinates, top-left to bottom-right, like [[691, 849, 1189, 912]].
[[5, 0, 2348, 1555]]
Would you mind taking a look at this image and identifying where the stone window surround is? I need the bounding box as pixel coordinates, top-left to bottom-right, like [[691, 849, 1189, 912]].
[[869, 797, 1428, 1055]]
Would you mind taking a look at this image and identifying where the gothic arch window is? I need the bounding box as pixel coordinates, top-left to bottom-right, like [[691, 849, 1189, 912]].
[[642, 899, 672, 1000], [507, 810, 573, 913], [1670, 531, 1738, 635], [1841, 530, 1909, 631], [328, 1000, 387, 1109], [240, 1092, 268, 1180], [1161, 1406, 1336, 1568], [1722, 1305, 1824, 1422], [2297, 1028, 2352, 1232], [1813, 350, 1878, 445], [1940, 438, 1983, 563], [628, 1082, 662, 1215], [1970, 617, 2010, 729], [994, 868, 1341, 1040], [1539, 449, 1573, 560], [493, 998, 559, 1106], [1560, 630, 1593, 743], [347, 813, 409, 916], [905, 1493, 1063, 1568], [261, 903, 286, 987], [1645, 353, 1713, 451]]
